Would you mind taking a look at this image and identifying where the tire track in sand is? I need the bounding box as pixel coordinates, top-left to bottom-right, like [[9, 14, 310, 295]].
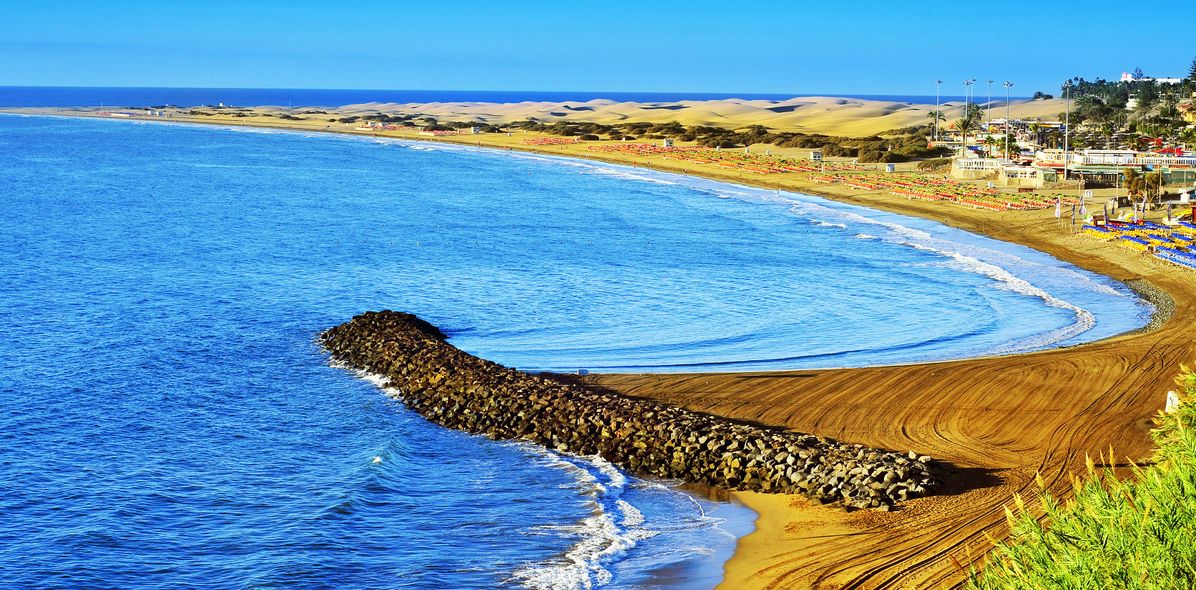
[[585, 204, 1196, 589]]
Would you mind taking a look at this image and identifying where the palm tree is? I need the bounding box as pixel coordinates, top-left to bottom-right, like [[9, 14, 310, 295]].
[[1144, 172, 1164, 203], [954, 116, 974, 155], [954, 104, 983, 156], [1125, 167, 1143, 198]]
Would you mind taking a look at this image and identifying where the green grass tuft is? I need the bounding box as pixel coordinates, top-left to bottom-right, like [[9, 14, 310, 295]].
[[969, 366, 1196, 590]]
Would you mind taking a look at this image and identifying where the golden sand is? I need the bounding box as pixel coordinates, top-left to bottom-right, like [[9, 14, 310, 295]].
[[330, 96, 1067, 137], [12, 104, 1193, 589], [13, 94, 1068, 139]]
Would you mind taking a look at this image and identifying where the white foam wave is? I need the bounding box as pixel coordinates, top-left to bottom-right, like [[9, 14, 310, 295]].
[[905, 243, 1097, 353], [784, 197, 1127, 296], [811, 220, 847, 229], [352, 370, 403, 396], [583, 167, 677, 185], [335, 365, 737, 590], [335, 366, 659, 590], [504, 153, 678, 187], [509, 454, 658, 590], [616, 500, 645, 527], [763, 192, 1121, 352]]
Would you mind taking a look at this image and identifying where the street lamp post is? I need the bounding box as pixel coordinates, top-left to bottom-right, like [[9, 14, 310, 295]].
[[934, 79, 942, 142], [1003, 81, 1014, 160], [1064, 80, 1072, 181], [986, 79, 993, 126], [963, 79, 975, 154]]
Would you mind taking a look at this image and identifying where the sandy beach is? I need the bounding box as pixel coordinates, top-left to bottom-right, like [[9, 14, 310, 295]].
[[317, 95, 1068, 138], [4, 94, 1069, 138], [14, 102, 1195, 589]]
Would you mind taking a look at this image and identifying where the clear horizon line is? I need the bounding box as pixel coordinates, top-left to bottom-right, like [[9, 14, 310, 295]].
[[0, 84, 1023, 97]]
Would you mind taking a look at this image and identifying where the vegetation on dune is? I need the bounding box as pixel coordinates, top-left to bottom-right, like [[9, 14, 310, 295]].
[[970, 367, 1196, 590], [506, 119, 951, 161], [916, 157, 952, 172]]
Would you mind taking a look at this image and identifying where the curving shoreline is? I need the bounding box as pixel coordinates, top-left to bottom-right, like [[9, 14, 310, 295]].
[[16, 108, 1196, 589], [321, 311, 940, 510]]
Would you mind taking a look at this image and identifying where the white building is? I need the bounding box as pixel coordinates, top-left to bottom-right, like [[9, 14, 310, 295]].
[[950, 157, 1005, 179], [999, 166, 1045, 188], [1119, 72, 1184, 84], [1076, 150, 1139, 166]]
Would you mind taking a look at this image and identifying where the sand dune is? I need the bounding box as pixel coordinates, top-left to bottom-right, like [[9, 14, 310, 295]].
[[334, 96, 1069, 137]]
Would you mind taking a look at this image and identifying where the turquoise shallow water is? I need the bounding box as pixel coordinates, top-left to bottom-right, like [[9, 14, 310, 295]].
[[0, 115, 1149, 589]]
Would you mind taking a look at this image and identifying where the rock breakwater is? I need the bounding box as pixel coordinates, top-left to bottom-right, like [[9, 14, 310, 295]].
[[320, 311, 939, 509]]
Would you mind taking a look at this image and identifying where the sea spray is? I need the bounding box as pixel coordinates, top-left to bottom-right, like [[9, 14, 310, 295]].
[[321, 311, 942, 510]]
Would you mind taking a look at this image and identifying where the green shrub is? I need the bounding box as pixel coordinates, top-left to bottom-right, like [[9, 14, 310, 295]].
[[822, 144, 858, 157], [917, 158, 951, 171], [858, 147, 884, 163], [970, 367, 1196, 590]]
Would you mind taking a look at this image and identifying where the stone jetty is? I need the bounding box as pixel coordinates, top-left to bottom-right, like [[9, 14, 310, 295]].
[[320, 311, 939, 510]]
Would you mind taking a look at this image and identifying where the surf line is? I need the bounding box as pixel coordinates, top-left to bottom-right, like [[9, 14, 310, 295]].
[[322, 310, 943, 510]]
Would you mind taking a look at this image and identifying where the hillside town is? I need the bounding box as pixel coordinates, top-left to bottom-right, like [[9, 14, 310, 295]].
[[937, 66, 1196, 199]]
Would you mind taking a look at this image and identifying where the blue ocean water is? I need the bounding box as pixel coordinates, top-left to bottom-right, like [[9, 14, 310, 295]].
[[0, 86, 987, 108], [0, 115, 1147, 589]]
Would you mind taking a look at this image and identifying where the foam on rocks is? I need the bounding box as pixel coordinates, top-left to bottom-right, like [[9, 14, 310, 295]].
[[321, 311, 941, 510]]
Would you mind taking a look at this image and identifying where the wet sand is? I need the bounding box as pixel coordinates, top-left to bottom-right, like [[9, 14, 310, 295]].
[[586, 200, 1194, 589], [13, 107, 1196, 589]]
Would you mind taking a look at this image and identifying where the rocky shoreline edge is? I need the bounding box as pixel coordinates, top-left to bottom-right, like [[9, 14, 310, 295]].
[[320, 310, 941, 510]]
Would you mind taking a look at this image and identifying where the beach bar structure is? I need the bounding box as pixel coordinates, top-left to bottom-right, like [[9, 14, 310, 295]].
[[998, 166, 1045, 188], [951, 157, 1053, 188], [950, 158, 1006, 180]]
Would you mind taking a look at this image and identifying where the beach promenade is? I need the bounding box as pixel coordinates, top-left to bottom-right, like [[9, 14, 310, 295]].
[[17, 105, 1196, 589]]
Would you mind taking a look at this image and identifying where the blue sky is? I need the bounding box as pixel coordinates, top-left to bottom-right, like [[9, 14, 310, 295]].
[[4, 0, 1194, 95]]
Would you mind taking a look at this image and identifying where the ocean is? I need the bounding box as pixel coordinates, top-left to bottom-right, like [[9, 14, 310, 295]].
[[0, 114, 1148, 589], [0, 86, 988, 108]]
